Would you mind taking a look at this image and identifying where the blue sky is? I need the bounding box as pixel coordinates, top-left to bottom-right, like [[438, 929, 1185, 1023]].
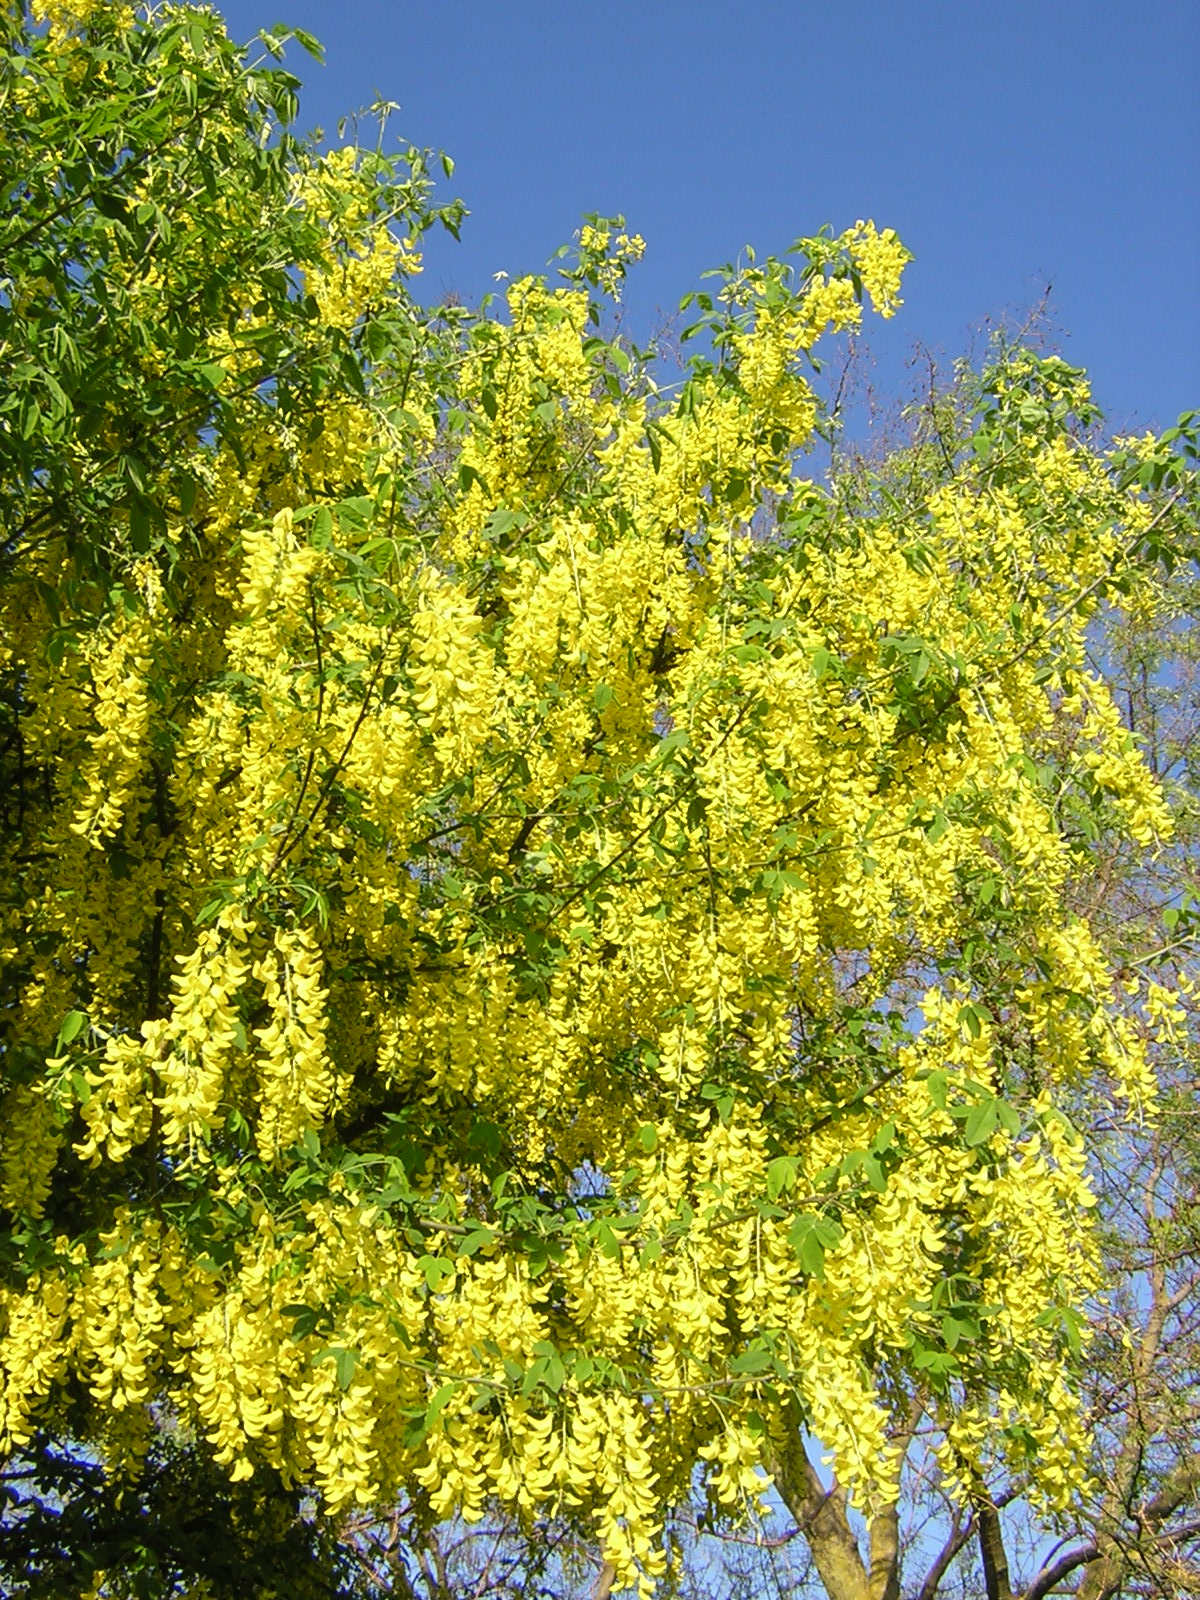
[[218, 0, 1198, 436]]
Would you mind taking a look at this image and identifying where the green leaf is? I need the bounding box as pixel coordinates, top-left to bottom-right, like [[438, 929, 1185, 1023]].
[[788, 1212, 842, 1278], [839, 1148, 886, 1192], [34, 579, 61, 626], [963, 1098, 998, 1147], [314, 1341, 356, 1382], [544, 1355, 566, 1393], [996, 1099, 1021, 1137], [468, 1120, 503, 1161], [519, 1358, 546, 1396], [418, 1254, 456, 1290], [766, 1155, 796, 1202], [485, 507, 525, 541], [129, 497, 151, 553], [426, 1381, 460, 1424], [729, 1346, 772, 1375], [941, 1314, 978, 1350], [457, 1228, 495, 1258], [1059, 1304, 1084, 1357], [58, 1010, 87, 1045], [639, 1236, 661, 1267], [913, 1346, 959, 1378], [595, 1223, 620, 1259], [337, 495, 376, 528], [862, 1153, 886, 1191]]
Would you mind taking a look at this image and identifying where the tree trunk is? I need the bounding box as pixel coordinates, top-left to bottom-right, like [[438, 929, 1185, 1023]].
[[771, 1409, 899, 1600], [975, 1498, 1013, 1600]]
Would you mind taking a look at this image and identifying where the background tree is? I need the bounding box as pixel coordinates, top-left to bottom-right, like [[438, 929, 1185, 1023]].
[[1, 4, 1197, 1598]]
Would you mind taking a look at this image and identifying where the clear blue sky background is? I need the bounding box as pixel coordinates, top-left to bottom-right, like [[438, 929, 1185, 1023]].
[[218, 0, 1198, 435]]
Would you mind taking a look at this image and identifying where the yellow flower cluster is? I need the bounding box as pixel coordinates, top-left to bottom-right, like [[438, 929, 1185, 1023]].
[[77, 1033, 155, 1165], [0, 1084, 62, 1217], [157, 921, 252, 1151], [70, 614, 152, 844], [409, 573, 498, 773], [253, 927, 336, 1160], [846, 219, 912, 316], [0, 1269, 71, 1451], [31, 0, 128, 41], [294, 148, 423, 332], [238, 507, 322, 623], [578, 222, 646, 295], [2, 179, 1188, 1595], [76, 1222, 165, 1416]]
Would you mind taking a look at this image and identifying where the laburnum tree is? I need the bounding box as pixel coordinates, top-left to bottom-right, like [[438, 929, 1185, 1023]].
[[1, 3, 1198, 1598]]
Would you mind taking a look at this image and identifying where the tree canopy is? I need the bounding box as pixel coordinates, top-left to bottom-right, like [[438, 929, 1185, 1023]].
[[1, 3, 1197, 1597]]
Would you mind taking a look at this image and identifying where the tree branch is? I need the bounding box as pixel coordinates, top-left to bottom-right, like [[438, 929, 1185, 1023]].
[[1022, 1541, 1100, 1600], [770, 1407, 872, 1600]]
